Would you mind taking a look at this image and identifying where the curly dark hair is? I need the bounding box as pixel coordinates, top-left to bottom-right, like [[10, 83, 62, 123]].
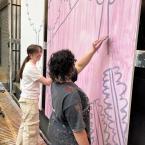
[[48, 49, 76, 82]]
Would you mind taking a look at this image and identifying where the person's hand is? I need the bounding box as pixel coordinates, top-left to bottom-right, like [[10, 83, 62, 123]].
[[92, 36, 108, 52]]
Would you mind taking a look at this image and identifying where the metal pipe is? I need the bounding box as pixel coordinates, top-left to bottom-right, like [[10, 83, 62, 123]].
[[19, 0, 21, 77], [42, 0, 48, 110], [8, 0, 12, 93], [14, 0, 17, 81]]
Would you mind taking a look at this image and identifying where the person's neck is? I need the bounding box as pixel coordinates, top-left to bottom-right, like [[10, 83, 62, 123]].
[[29, 59, 37, 64], [55, 78, 72, 83], [65, 79, 72, 83]]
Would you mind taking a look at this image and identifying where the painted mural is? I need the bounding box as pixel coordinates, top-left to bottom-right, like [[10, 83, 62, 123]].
[[46, 0, 141, 145]]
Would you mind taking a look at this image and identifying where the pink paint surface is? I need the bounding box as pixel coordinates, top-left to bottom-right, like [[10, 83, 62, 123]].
[[45, 0, 141, 144]]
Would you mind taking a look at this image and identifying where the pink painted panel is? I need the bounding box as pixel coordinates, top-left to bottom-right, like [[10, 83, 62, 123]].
[[46, 0, 141, 145]]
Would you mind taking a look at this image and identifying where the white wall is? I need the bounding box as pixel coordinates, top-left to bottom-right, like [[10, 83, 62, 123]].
[[21, 0, 45, 109]]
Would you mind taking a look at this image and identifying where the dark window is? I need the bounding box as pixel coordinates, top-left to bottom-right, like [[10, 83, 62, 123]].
[[137, 1, 145, 50]]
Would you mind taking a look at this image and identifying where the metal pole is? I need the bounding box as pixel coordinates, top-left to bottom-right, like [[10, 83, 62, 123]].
[[8, 0, 12, 93]]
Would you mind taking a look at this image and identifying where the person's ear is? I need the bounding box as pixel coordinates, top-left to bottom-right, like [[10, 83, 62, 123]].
[[28, 54, 32, 59]]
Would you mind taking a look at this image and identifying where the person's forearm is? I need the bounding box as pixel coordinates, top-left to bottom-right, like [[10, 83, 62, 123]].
[[75, 36, 108, 73], [75, 49, 95, 73], [73, 129, 90, 145], [38, 76, 52, 85]]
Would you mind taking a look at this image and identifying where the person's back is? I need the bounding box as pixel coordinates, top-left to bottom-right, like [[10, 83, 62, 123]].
[[47, 49, 91, 145], [48, 80, 90, 145]]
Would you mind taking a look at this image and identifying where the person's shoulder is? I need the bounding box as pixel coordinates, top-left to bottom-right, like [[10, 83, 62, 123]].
[[64, 85, 76, 94], [52, 82, 76, 90], [25, 62, 38, 71], [64, 84, 80, 100], [63, 87, 81, 110], [52, 82, 79, 98], [24, 62, 33, 69], [61, 82, 79, 95]]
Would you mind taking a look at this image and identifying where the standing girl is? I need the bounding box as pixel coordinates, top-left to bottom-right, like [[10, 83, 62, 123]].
[[16, 44, 51, 145]]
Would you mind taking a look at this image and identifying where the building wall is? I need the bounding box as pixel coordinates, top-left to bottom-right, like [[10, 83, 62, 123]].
[[0, 0, 21, 81], [0, 6, 9, 71], [21, 0, 45, 109]]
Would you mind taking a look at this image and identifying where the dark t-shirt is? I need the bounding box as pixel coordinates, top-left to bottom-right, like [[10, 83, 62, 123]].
[[47, 82, 90, 145]]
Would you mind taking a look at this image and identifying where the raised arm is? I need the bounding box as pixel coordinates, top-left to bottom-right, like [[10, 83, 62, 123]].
[[75, 36, 108, 73]]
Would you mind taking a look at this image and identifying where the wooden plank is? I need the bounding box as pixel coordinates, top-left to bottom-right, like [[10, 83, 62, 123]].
[[0, 83, 46, 145]]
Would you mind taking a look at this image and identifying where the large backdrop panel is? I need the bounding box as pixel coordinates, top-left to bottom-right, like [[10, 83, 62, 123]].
[[46, 1, 141, 145]]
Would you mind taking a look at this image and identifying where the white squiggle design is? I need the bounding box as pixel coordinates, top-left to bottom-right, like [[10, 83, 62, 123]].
[[89, 66, 128, 145], [103, 66, 128, 145]]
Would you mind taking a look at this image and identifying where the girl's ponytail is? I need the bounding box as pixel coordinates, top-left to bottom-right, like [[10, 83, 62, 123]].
[[19, 56, 30, 79]]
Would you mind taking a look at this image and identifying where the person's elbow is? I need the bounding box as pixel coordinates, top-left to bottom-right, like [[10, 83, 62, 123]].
[[73, 129, 90, 145], [75, 64, 83, 74]]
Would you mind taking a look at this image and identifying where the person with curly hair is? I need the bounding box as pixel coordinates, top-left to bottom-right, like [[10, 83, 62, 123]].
[[47, 37, 108, 145]]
